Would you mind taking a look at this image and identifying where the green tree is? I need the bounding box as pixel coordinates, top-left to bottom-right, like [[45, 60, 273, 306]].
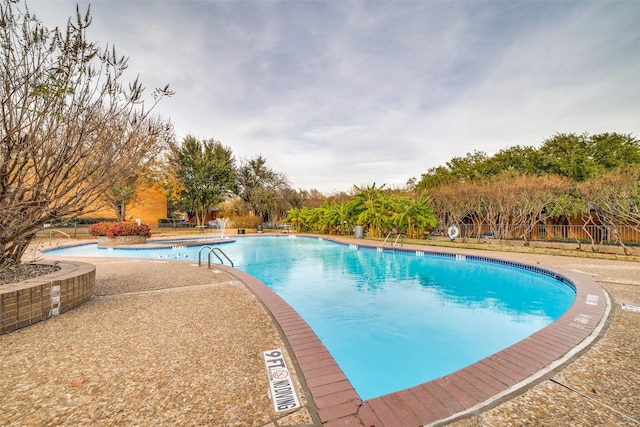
[[283, 206, 306, 231], [237, 155, 288, 223], [485, 145, 540, 176], [416, 165, 454, 191], [321, 200, 354, 234], [390, 194, 437, 239], [416, 151, 490, 191], [446, 150, 490, 181], [168, 136, 237, 227], [589, 133, 640, 170], [537, 132, 640, 181], [300, 205, 324, 233], [349, 183, 393, 238], [537, 133, 600, 181]]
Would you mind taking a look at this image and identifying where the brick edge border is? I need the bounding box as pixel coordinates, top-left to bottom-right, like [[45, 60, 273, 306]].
[[0, 261, 96, 335]]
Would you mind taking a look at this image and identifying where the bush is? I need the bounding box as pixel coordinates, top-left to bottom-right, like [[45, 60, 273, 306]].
[[89, 222, 152, 238], [228, 215, 262, 229]]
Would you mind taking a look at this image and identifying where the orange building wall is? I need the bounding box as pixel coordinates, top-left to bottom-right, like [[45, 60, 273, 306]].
[[80, 184, 167, 227]]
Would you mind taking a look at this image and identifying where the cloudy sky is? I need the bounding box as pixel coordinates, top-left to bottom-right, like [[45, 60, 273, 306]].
[[26, 0, 640, 193]]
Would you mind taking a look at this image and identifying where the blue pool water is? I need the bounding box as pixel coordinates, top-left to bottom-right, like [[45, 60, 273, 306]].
[[50, 236, 575, 400]]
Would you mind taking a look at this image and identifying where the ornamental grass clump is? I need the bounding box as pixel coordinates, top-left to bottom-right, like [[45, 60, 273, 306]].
[[89, 222, 152, 239]]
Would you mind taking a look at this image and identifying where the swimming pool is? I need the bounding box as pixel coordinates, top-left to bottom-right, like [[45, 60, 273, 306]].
[[49, 235, 575, 400]]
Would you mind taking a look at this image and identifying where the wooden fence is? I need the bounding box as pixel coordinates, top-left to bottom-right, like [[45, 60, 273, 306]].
[[454, 223, 640, 245]]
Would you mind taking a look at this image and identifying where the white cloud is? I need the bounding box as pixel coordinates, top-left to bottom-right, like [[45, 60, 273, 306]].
[[25, 0, 640, 193]]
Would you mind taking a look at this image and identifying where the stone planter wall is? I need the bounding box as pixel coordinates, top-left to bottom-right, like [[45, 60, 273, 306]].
[[97, 235, 147, 247], [0, 261, 96, 335]]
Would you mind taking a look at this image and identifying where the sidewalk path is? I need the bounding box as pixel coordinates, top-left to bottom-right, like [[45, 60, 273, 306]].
[[0, 256, 315, 426]]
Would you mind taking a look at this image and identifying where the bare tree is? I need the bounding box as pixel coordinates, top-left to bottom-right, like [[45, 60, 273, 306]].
[[431, 173, 572, 244], [508, 174, 571, 245], [101, 115, 174, 222], [430, 182, 476, 239], [578, 165, 640, 254], [0, 1, 173, 264], [468, 178, 503, 241]]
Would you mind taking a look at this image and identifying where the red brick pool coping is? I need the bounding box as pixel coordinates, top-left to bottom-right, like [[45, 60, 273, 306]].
[[220, 241, 610, 427]]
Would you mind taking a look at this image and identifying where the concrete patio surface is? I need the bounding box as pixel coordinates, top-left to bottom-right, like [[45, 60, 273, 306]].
[[1, 234, 638, 426]]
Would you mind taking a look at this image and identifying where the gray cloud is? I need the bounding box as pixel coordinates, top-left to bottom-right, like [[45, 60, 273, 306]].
[[28, 0, 640, 193]]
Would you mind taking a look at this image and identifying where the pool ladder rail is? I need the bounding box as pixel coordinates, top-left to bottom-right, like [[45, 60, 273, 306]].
[[198, 246, 234, 268], [381, 233, 405, 250]]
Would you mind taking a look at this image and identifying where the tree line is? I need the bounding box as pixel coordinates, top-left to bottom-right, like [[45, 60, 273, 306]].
[[411, 133, 640, 253], [165, 136, 297, 227], [282, 133, 640, 253], [415, 132, 640, 188]]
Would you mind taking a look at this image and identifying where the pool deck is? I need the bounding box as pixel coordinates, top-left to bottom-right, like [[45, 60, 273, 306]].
[[2, 233, 639, 426]]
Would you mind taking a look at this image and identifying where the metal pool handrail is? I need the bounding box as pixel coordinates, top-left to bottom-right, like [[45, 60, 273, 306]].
[[198, 246, 234, 267]]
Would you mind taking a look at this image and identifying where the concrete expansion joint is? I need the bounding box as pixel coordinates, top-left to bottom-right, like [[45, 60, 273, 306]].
[[605, 279, 640, 287], [95, 281, 238, 298], [549, 378, 640, 425]]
